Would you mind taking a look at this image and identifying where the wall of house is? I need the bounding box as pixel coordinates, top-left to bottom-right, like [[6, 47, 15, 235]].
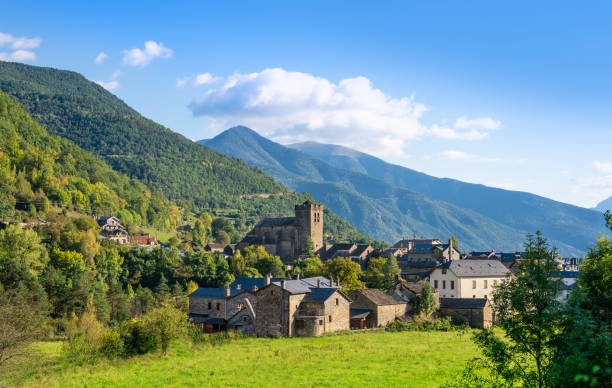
[[429, 269, 460, 298], [376, 305, 400, 327], [227, 308, 255, 334], [287, 293, 307, 337], [226, 292, 256, 320], [457, 277, 505, 299], [323, 291, 350, 333], [255, 285, 284, 337], [438, 305, 492, 329], [189, 297, 226, 319]]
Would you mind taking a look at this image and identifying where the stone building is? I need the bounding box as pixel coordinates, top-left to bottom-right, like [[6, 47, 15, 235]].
[[394, 238, 461, 281], [438, 298, 493, 328], [237, 200, 323, 261], [348, 289, 409, 329], [387, 279, 438, 314], [95, 216, 128, 244], [254, 276, 351, 337], [188, 277, 278, 333]]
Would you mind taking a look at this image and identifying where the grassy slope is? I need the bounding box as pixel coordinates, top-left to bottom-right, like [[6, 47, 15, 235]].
[[3, 331, 478, 387]]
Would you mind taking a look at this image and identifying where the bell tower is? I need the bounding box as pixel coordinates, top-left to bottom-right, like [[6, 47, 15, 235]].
[[295, 200, 323, 255]]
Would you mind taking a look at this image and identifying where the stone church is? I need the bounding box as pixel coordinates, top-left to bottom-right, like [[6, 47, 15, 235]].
[[236, 200, 323, 261]]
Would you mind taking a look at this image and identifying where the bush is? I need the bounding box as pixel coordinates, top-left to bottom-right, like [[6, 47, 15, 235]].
[[385, 316, 464, 332], [120, 320, 157, 357], [100, 330, 124, 359], [141, 305, 189, 355]]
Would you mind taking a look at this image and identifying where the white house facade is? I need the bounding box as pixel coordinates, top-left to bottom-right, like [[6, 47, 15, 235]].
[[429, 260, 512, 299]]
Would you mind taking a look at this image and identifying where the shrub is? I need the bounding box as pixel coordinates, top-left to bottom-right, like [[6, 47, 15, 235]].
[[120, 320, 157, 357], [141, 305, 189, 355], [100, 330, 124, 359]]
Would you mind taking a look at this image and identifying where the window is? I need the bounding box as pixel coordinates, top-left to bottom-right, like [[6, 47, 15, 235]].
[[450, 280, 455, 290], [484, 294, 487, 299], [319, 320, 323, 325], [216, 303, 220, 310], [442, 280, 446, 289], [207, 302, 211, 309], [473, 295, 476, 298], [335, 298, 339, 305], [329, 315, 332, 322], [484, 280, 488, 289], [442, 269, 447, 275], [472, 280, 476, 289], [434, 280, 438, 289]]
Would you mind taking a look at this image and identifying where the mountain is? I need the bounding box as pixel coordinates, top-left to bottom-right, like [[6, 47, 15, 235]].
[[289, 141, 607, 254], [595, 196, 612, 212], [201, 126, 584, 254], [0, 61, 372, 244], [0, 88, 179, 229]]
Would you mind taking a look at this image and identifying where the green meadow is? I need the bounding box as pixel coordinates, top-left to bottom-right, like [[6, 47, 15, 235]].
[[1, 330, 478, 388]]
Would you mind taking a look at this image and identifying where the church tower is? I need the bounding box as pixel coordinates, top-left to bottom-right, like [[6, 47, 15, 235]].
[[295, 200, 323, 255]]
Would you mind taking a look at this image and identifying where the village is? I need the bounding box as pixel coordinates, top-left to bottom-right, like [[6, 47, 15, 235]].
[[94, 200, 583, 337]]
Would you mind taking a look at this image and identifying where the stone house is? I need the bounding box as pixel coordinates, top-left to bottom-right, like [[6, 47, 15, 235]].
[[387, 279, 438, 314], [95, 216, 128, 244], [395, 238, 461, 282], [188, 276, 277, 333], [237, 201, 323, 261], [348, 289, 409, 329], [429, 259, 511, 300], [438, 297, 493, 328], [254, 276, 351, 337]]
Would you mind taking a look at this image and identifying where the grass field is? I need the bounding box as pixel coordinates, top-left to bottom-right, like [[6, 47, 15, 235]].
[[1, 330, 479, 388]]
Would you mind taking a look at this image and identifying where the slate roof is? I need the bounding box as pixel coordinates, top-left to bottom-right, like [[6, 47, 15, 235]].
[[441, 259, 511, 277], [469, 251, 496, 257], [189, 276, 285, 299], [560, 271, 580, 279], [439, 298, 489, 309], [352, 244, 372, 257], [256, 217, 297, 227], [188, 288, 228, 299], [303, 287, 339, 302], [231, 276, 283, 292], [271, 277, 334, 294], [350, 309, 371, 319], [350, 289, 404, 305]]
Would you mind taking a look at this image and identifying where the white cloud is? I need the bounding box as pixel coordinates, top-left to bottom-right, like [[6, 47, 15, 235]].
[[0, 50, 36, 62], [95, 80, 119, 91], [439, 150, 498, 162], [188, 68, 500, 157], [193, 73, 219, 86], [593, 161, 612, 174], [95, 52, 108, 64], [454, 116, 500, 130], [0, 32, 41, 50], [122, 41, 172, 68], [176, 76, 190, 88], [0, 32, 40, 63]]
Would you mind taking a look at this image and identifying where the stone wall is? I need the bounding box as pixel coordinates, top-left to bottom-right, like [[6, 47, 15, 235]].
[[189, 297, 226, 319], [323, 291, 350, 333], [438, 305, 492, 329], [255, 285, 284, 337], [226, 292, 257, 319]]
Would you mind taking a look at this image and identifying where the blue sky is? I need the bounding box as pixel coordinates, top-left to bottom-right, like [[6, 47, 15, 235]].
[[2, 1, 611, 208]]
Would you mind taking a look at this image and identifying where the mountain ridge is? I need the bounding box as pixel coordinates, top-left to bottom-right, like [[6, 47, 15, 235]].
[[200, 126, 584, 254]]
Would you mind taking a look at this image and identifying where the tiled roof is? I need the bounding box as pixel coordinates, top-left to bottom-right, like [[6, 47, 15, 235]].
[[442, 259, 511, 277], [350, 289, 404, 305], [256, 217, 296, 227], [440, 298, 488, 309]]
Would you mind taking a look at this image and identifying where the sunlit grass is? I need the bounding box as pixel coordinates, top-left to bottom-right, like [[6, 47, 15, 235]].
[[1, 330, 479, 388]]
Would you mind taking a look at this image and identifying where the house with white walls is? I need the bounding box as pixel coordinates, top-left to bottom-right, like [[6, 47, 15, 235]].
[[429, 259, 512, 300]]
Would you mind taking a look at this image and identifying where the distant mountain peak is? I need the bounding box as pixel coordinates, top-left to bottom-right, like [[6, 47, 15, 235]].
[[595, 195, 612, 212]]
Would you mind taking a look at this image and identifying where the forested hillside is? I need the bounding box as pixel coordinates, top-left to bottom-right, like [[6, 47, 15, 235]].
[[0, 90, 182, 230], [0, 61, 373, 244], [202, 126, 584, 254]]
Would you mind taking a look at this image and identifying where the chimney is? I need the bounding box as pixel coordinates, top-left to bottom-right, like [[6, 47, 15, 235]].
[[296, 273, 301, 280], [281, 280, 286, 289], [236, 283, 241, 290], [317, 279, 321, 288], [336, 277, 340, 288], [253, 285, 258, 292], [225, 286, 230, 297], [265, 274, 271, 286]]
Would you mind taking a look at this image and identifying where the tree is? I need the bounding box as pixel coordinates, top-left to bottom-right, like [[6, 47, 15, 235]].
[[211, 218, 234, 240], [215, 230, 230, 246], [322, 257, 363, 292], [141, 305, 189, 355], [230, 250, 246, 276], [472, 231, 563, 388], [0, 225, 48, 276], [294, 256, 324, 278], [302, 236, 315, 256], [451, 235, 459, 250], [0, 288, 47, 367], [253, 255, 285, 278], [415, 281, 438, 317], [365, 255, 400, 290]]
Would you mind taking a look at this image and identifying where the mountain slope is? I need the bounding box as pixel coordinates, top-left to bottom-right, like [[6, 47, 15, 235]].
[[0, 89, 181, 230], [0, 61, 373, 243], [201, 126, 581, 254], [289, 141, 607, 254], [595, 196, 612, 212]]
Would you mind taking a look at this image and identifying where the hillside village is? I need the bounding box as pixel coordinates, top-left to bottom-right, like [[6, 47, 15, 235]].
[[182, 200, 583, 335]]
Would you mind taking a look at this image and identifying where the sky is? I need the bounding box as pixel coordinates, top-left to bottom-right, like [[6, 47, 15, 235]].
[[1, 1, 611, 208]]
